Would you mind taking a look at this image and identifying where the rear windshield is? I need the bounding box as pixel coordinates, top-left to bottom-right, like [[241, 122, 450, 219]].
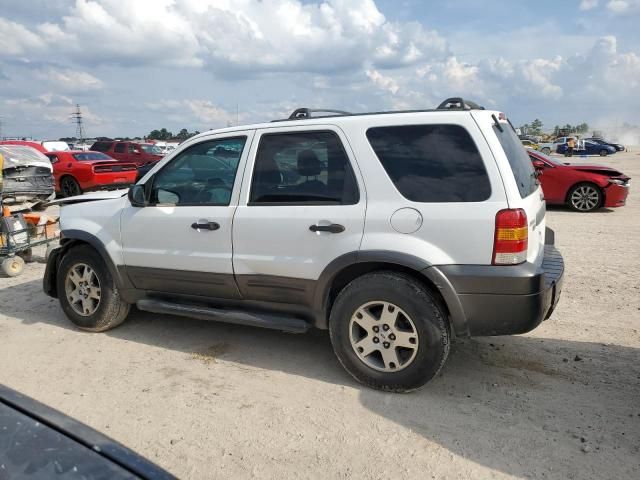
[[73, 152, 113, 161], [493, 124, 537, 198], [366, 124, 491, 202]]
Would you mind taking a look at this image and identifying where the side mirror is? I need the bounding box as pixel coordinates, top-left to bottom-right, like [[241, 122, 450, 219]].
[[133, 149, 141, 155], [128, 184, 147, 207]]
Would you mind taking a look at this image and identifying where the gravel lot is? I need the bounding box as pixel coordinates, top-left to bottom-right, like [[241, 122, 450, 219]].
[[1, 149, 639, 479]]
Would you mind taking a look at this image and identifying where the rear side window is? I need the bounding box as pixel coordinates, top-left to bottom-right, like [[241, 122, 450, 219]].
[[492, 125, 537, 198], [114, 143, 126, 153], [249, 131, 359, 205], [366, 125, 490, 202]]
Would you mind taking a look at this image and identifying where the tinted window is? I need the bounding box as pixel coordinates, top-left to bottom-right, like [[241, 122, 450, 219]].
[[150, 137, 246, 206], [367, 125, 491, 202], [250, 131, 359, 205], [114, 143, 126, 153], [45, 153, 59, 164], [73, 152, 112, 161], [91, 142, 111, 152], [493, 125, 537, 198]]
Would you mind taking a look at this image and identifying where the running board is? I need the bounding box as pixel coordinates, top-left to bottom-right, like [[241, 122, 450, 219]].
[[136, 298, 310, 333]]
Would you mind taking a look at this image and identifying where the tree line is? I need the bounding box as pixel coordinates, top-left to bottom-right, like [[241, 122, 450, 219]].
[[518, 119, 590, 137], [147, 128, 200, 141]]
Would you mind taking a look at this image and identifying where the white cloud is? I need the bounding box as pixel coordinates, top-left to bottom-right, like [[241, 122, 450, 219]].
[[580, 0, 599, 10], [366, 69, 399, 94], [37, 67, 103, 92], [0, 18, 44, 56], [606, 0, 640, 13], [3, 93, 104, 129], [146, 99, 239, 128], [2, 0, 448, 75]]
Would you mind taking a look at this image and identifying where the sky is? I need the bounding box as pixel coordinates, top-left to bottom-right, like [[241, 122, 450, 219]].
[[0, 0, 639, 139]]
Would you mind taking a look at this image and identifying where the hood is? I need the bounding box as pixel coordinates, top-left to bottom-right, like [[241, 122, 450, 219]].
[[563, 163, 626, 176], [48, 188, 129, 205], [0, 145, 52, 171]]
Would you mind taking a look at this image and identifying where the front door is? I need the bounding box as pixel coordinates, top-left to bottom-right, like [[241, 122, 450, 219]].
[[120, 132, 254, 298], [232, 126, 366, 304]]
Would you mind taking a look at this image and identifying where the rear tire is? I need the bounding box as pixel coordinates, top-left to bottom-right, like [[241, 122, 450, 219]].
[[60, 176, 82, 198], [568, 183, 602, 212], [329, 272, 449, 392], [541, 147, 551, 155], [57, 245, 130, 332], [599, 149, 608, 157]]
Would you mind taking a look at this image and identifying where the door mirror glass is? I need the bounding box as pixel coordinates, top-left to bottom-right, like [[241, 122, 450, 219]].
[[156, 189, 180, 204], [128, 184, 147, 207]]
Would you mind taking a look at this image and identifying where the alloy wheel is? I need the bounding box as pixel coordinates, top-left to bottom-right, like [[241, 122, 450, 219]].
[[349, 301, 419, 372], [65, 263, 101, 316], [570, 185, 600, 211]]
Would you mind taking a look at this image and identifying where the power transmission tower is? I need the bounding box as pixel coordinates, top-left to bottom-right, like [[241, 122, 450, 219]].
[[70, 104, 86, 143]]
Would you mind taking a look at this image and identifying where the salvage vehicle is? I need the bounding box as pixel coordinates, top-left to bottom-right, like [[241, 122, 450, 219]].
[[520, 139, 539, 150], [44, 98, 564, 392], [0, 384, 174, 479], [90, 141, 163, 167], [528, 149, 630, 211], [557, 139, 616, 157], [584, 137, 625, 152], [0, 145, 55, 206], [44, 150, 138, 197], [0, 140, 70, 153]]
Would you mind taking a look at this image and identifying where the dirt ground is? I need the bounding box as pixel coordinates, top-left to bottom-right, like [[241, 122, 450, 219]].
[[1, 149, 639, 480]]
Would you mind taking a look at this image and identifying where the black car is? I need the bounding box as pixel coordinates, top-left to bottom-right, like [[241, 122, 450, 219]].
[[585, 137, 625, 152], [0, 384, 174, 479]]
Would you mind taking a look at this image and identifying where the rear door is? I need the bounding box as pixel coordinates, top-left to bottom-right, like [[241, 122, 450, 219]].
[[112, 142, 127, 161], [232, 125, 365, 302], [474, 111, 545, 265]]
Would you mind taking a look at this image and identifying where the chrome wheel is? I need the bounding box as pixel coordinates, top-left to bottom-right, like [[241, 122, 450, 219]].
[[65, 263, 101, 316], [349, 301, 419, 372], [570, 185, 600, 211]]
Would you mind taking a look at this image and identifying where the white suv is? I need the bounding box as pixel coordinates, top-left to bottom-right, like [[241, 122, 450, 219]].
[[44, 98, 564, 392]]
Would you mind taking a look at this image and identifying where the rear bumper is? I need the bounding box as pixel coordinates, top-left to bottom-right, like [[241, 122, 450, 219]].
[[603, 183, 629, 207], [435, 238, 564, 337]]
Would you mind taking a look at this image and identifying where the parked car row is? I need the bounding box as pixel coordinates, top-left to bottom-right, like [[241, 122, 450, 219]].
[[537, 136, 624, 156], [0, 140, 164, 198]]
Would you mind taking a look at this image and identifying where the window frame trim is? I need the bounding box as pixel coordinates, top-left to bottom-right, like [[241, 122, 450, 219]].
[[246, 128, 361, 207], [145, 135, 250, 208]]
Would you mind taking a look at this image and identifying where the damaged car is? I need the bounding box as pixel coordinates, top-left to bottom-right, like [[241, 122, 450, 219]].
[[0, 145, 55, 207]]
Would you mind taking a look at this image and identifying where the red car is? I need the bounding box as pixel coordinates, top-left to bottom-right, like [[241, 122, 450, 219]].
[[44, 151, 137, 197], [528, 149, 630, 212], [90, 140, 163, 167]]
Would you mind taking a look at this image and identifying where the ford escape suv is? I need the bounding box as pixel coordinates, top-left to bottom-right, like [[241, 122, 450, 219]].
[[44, 98, 564, 392]]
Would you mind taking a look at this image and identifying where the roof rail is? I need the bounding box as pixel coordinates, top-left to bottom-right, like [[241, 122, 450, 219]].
[[436, 97, 484, 111], [288, 108, 352, 120]]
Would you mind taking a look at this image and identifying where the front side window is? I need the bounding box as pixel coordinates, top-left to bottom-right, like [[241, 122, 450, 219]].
[[367, 124, 491, 202], [249, 131, 359, 205], [114, 143, 126, 153], [150, 137, 246, 206]]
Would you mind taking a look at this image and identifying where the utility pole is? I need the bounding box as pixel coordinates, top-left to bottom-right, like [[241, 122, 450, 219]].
[[0, 116, 3, 140], [70, 104, 86, 143]]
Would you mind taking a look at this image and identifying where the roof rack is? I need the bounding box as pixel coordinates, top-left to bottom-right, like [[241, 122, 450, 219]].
[[287, 108, 352, 120], [436, 97, 484, 111]]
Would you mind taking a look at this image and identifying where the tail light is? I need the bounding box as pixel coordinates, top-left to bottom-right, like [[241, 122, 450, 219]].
[[492, 209, 528, 265]]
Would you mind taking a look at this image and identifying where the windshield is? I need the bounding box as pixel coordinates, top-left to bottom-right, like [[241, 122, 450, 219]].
[[73, 152, 113, 161], [140, 144, 163, 155], [493, 123, 537, 198]]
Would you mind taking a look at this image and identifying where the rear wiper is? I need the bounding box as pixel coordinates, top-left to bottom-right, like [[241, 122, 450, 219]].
[[491, 114, 503, 132]]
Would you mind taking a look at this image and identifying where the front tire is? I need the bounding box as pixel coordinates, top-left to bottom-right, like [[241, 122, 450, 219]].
[[541, 147, 551, 155], [568, 183, 602, 212], [1, 256, 25, 277], [57, 245, 130, 331], [329, 272, 450, 392]]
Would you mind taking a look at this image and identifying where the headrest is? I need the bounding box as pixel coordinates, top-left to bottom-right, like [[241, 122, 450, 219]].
[[297, 149, 322, 177]]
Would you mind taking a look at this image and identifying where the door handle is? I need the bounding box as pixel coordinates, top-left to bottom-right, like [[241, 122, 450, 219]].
[[309, 223, 345, 233], [191, 221, 220, 231]]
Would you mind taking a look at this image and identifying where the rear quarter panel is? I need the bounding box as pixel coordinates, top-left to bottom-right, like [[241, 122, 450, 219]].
[[338, 112, 509, 266]]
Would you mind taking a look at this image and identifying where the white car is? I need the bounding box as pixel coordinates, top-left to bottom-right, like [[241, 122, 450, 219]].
[[44, 98, 564, 392]]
